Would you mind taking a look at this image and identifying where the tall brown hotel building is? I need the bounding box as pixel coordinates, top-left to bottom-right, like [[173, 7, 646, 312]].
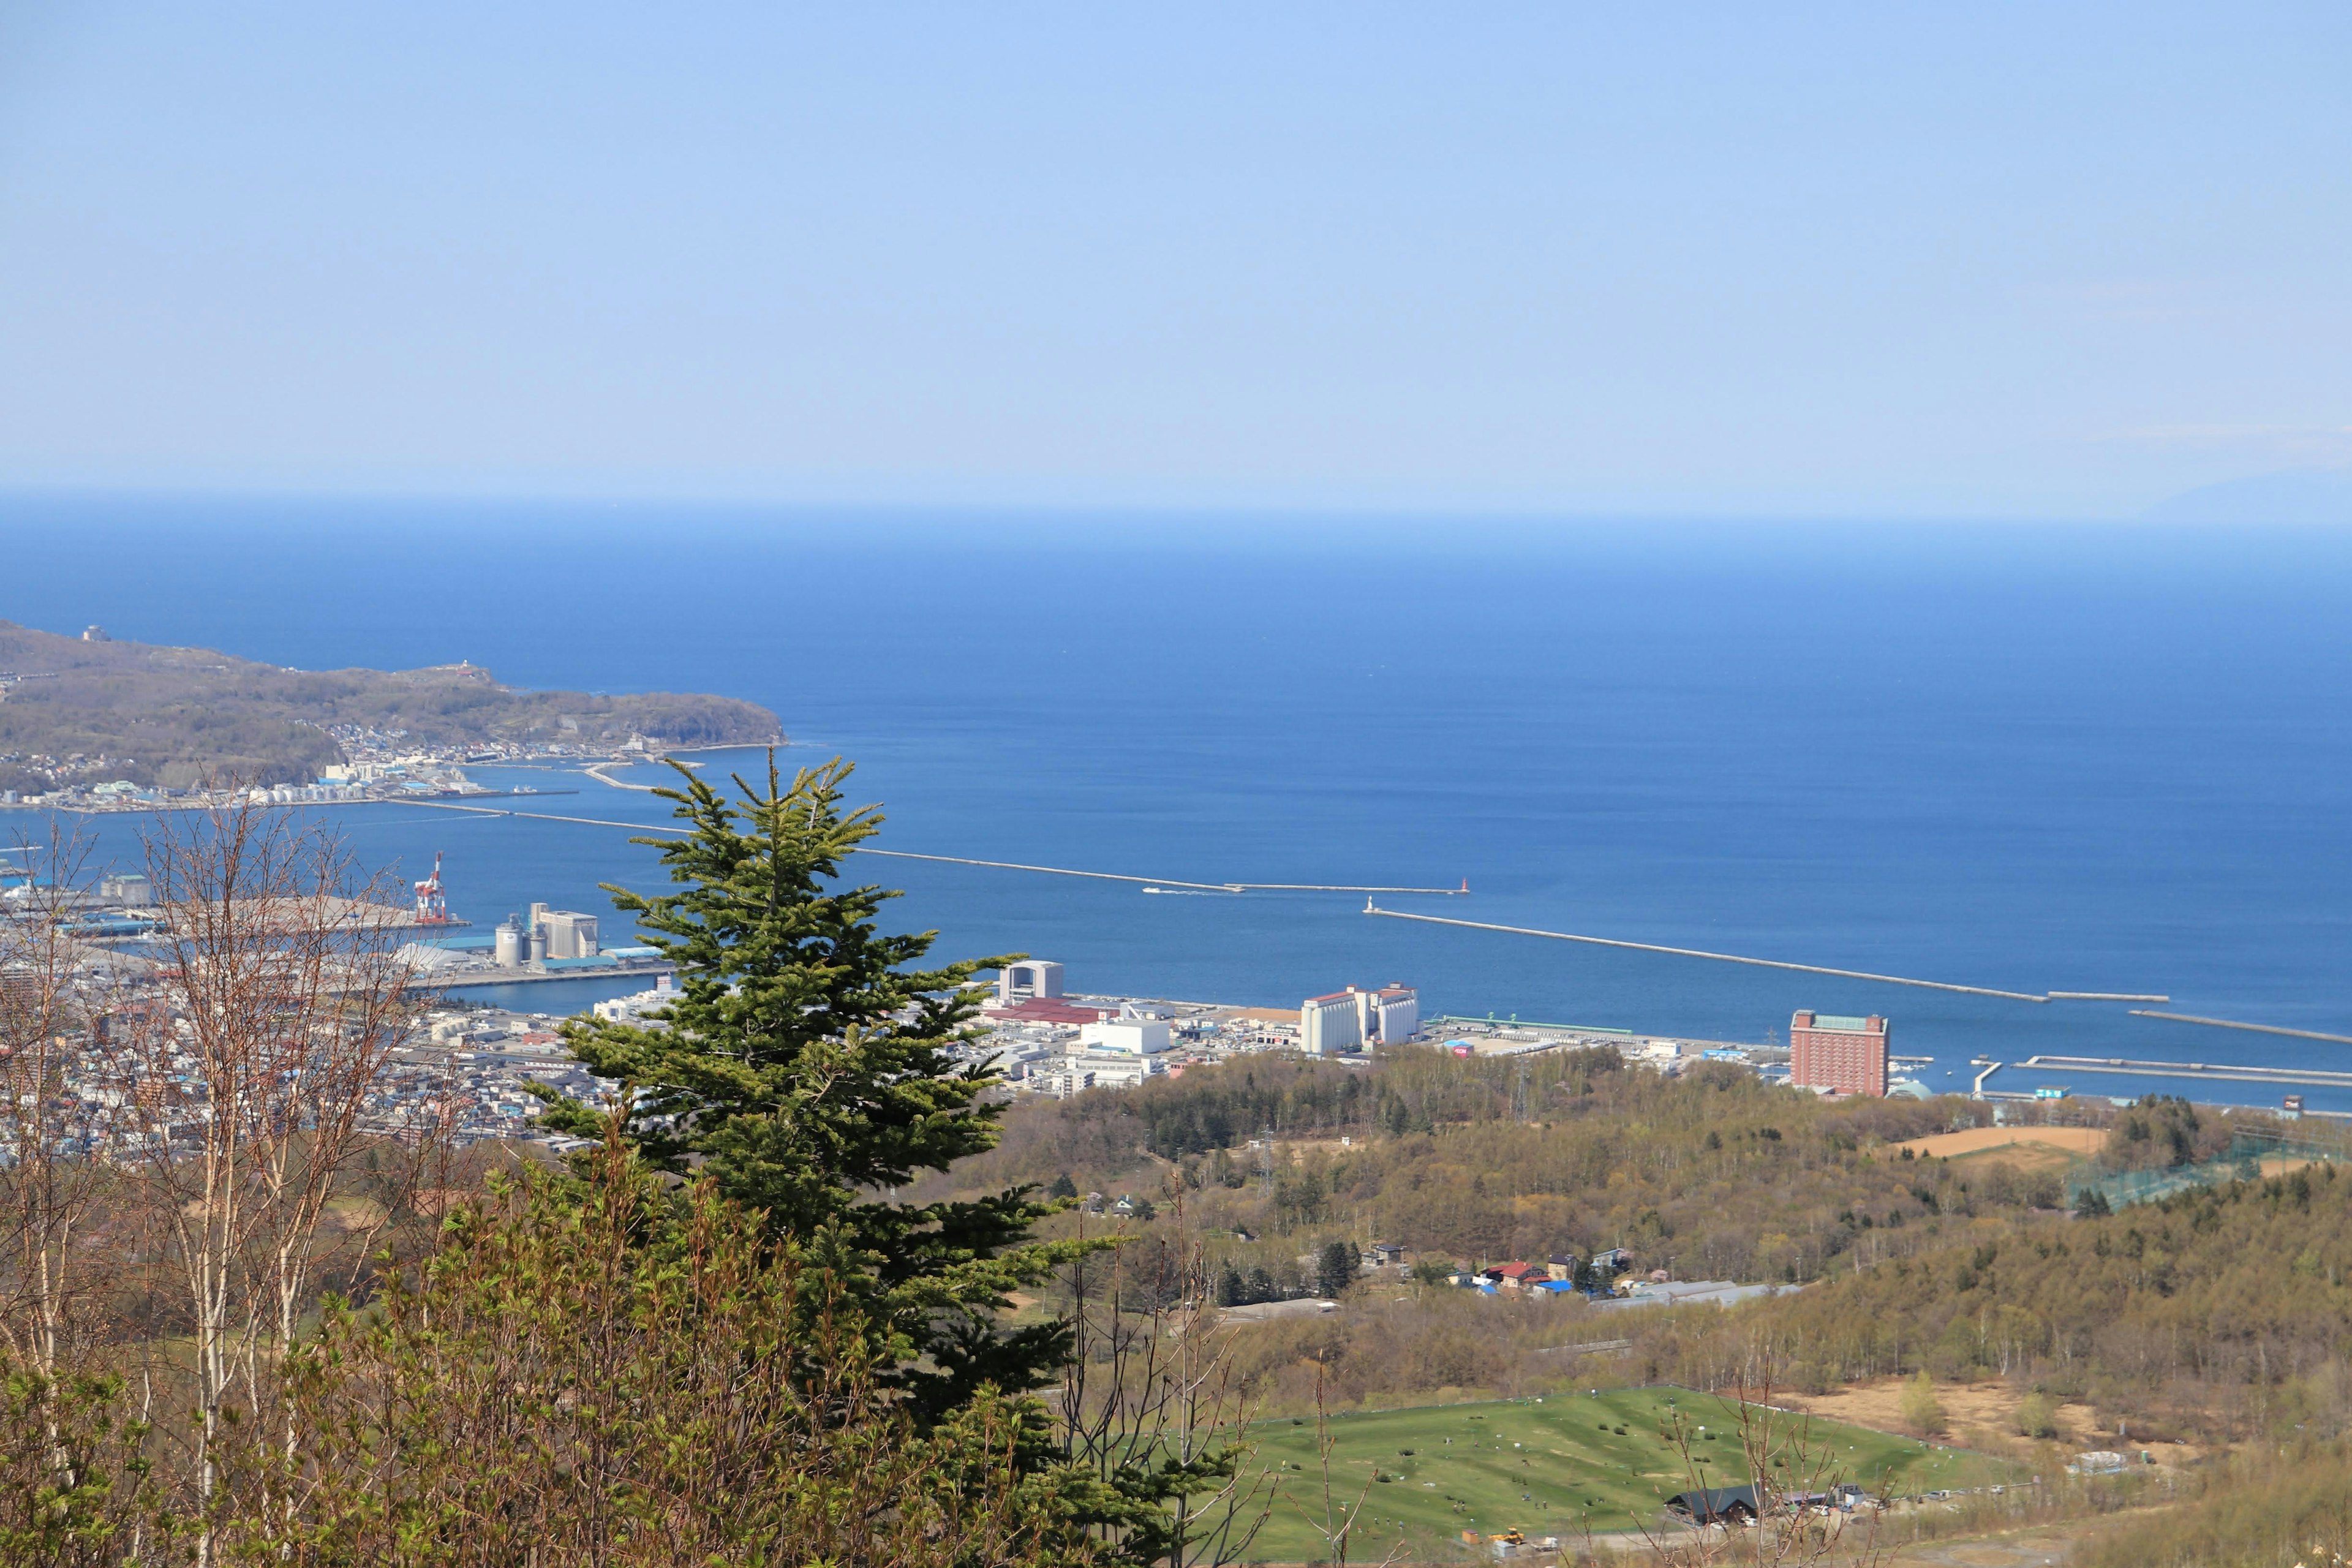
[[1789, 1010, 1889, 1096]]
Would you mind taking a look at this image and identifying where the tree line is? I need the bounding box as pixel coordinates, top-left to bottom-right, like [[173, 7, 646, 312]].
[[0, 758, 1251, 1564], [913, 1016, 2352, 1433], [1637, 1158, 2352, 1446]]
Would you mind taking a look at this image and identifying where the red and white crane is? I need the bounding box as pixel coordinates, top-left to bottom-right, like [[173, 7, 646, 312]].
[[413, 851, 451, 925]]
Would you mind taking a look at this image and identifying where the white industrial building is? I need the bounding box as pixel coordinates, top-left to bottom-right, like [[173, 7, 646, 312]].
[[1065, 1051, 1164, 1089], [96, 872, 154, 905], [1369, 984, 1419, 1044], [1300, 992, 1363, 1055], [591, 974, 676, 1023], [538, 910, 600, 959], [1299, 984, 1419, 1055], [1079, 1001, 1172, 1055]]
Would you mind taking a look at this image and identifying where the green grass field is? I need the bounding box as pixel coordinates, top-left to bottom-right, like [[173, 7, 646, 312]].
[[1235, 1387, 2008, 1562]]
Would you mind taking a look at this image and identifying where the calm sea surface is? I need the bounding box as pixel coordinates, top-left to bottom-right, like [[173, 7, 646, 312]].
[[9, 496, 2352, 1109]]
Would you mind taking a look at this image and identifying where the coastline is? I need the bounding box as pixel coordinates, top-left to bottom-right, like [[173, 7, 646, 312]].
[[5, 737, 785, 816]]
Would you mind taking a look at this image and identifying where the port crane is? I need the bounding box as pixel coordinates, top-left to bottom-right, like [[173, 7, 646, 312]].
[[413, 851, 451, 925]]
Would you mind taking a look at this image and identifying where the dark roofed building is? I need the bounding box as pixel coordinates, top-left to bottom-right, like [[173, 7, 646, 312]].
[[1665, 1485, 1760, 1525]]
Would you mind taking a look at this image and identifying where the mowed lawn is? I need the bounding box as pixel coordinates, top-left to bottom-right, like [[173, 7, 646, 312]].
[[1237, 1387, 2005, 1562]]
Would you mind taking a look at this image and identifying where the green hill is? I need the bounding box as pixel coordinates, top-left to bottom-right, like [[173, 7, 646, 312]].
[[0, 620, 780, 792]]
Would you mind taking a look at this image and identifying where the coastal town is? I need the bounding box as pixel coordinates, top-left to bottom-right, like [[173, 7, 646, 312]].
[[11, 8, 2343, 1558], [0, 712, 682, 812], [0, 618, 782, 807], [14, 855, 1951, 1170]]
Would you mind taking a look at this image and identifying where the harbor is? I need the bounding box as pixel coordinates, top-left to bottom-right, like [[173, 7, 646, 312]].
[[23, 768, 2352, 1120]]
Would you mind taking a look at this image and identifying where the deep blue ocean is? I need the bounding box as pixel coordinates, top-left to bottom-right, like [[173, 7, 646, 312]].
[[8, 495, 2352, 1110]]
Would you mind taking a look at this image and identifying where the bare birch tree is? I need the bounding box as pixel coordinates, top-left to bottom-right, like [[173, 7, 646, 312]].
[[118, 799, 431, 1553], [1057, 1188, 1276, 1566], [1629, 1373, 1887, 1568], [0, 822, 121, 1474]]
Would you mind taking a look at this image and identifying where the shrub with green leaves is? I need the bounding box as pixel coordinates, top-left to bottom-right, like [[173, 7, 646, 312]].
[[231, 1142, 1113, 1566]]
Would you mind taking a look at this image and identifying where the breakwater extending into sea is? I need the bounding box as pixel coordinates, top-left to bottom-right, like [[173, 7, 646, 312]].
[[11, 502, 2352, 1112]]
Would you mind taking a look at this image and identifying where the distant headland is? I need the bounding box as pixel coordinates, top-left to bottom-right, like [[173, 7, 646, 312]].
[[0, 620, 781, 804]]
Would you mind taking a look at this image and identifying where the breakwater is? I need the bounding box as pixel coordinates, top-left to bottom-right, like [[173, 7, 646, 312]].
[[2127, 1011, 2352, 1047], [2016, 1054, 2352, 1090], [407, 799, 1465, 895], [1363, 904, 2062, 1003]]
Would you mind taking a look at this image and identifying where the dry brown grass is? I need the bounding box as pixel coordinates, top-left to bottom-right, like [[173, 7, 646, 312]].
[[1879, 1521, 2101, 1567], [1951, 1143, 2080, 1178], [1778, 1375, 2100, 1452], [1893, 1127, 2105, 1161], [1895, 1128, 2323, 1187]]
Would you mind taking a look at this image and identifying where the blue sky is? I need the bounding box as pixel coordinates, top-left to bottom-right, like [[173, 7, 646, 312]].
[[2, 3, 2347, 517]]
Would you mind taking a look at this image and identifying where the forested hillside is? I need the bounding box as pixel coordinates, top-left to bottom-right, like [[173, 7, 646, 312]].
[[949, 1047, 2054, 1283], [946, 1046, 2352, 1434], [1646, 1161, 2352, 1444], [0, 620, 781, 790]]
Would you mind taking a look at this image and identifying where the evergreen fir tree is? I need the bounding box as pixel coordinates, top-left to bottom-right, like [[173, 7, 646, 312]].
[[1215, 1265, 1244, 1308], [1047, 1172, 1079, 1201], [1314, 1238, 1356, 1299], [543, 755, 1092, 1423]]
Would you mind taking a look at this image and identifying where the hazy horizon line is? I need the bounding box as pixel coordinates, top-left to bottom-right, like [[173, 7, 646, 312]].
[[9, 471, 2351, 533]]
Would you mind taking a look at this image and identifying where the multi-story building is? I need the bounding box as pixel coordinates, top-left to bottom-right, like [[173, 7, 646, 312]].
[[1789, 1010, 1888, 1097], [997, 960, 1066, 1005], [1300, 992, 1363, 1055]]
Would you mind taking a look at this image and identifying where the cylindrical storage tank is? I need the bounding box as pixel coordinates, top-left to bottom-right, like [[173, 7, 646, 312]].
[[494, 919, 524, 968], [529, 929, 548, 963]]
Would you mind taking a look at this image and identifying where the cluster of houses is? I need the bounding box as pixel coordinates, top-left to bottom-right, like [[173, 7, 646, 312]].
[[1364, 1246, 1797, 1313], [1442, 1248, 1635, 1297], [1666, 1483, 1877, 1526]]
